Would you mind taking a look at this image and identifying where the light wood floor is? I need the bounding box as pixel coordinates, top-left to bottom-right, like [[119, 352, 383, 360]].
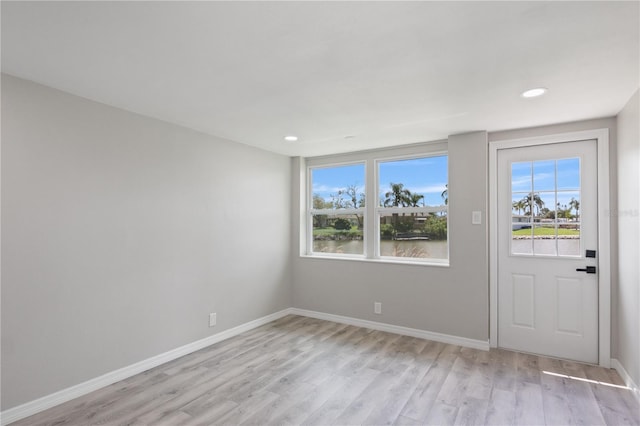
[[14, 315, 640, 425]]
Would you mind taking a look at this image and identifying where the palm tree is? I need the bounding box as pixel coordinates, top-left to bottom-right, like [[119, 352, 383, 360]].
[[383, 183, 413, 234], [523, 192, 545, 217], [569, 198, 580, 220], [512, 199, 526, 215], [384, 183, 411, 207], [409, 193, 425, 207], [441, 185, 448, 205], [407, 193, 425, 222], [556, 202, 572, 219]]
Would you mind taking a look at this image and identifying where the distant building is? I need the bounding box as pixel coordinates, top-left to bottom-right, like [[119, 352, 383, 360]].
[[512, 214, 531, 230]]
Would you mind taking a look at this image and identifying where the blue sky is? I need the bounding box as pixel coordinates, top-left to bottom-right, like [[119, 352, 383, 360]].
[[311, 155, 448, 207], [511, 158, 581, 213]]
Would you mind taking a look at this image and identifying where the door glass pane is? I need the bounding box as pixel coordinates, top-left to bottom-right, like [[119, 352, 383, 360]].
[[533, 160, 555, 192], [537, 192, 556, 222], [512, 225, 533, 255], [512, 162, 532, 192], [557, 190, 580, 257], [557, 158, 580, 190], [533, 225, 558, 256], [558, 225, 580, 256], [511, 158, 581, 257], [512, 193, 531, 222], [557, 190, 580, 222]]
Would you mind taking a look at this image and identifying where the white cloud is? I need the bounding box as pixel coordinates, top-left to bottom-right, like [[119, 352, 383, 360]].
[[511, 176, 531, 190], [511, 172, 556, 192], [312, 184, 365, 195]]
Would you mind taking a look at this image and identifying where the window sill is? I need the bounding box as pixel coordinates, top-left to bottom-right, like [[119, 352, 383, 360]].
[[299, 254, 450, 268]]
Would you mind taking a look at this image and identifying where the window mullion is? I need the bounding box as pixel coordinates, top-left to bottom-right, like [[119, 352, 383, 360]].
[[366, 158, 377, 259]]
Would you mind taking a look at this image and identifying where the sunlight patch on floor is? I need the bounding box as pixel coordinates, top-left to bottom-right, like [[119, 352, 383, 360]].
[[543, 370, 630, 390]]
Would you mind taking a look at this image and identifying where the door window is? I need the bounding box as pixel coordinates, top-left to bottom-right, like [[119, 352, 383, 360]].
[[511, 158, 581, 257]]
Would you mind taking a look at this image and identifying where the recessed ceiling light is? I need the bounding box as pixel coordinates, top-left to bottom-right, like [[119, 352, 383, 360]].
[[284, 135, 298, 142], [521, 87, 548, 98]]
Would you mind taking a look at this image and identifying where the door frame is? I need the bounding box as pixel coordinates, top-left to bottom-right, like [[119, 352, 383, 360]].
[[489, 129, 611, 367]]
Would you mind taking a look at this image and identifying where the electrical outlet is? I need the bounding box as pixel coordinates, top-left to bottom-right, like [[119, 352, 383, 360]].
[[209, 313, 217, 327], [374, 302, 382, 314]]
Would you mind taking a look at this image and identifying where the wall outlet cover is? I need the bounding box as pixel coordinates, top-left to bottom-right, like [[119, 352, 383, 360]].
[[472, 211, 482, 225]]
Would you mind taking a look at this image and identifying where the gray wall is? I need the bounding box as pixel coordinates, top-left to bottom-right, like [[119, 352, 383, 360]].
[[1, 75, 292, 410], [616, 90, 639, 386], [292, 132, 490, 341]]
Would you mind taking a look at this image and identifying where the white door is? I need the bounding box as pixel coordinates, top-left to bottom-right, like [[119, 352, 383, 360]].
[[498, 139, 599, 364]]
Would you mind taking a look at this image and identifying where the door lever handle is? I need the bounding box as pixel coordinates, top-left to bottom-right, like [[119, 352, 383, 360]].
[[576, 266, 597, 274]]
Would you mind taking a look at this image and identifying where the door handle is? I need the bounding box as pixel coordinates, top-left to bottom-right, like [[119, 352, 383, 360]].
[[576, 266, 597, 274]]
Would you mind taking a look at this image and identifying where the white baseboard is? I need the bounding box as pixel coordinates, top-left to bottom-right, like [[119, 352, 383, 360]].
[[1, 307, 488, 425], [290, 308, 490, 351], [0, 308, 294, 426], [612, 358, 640, 405]]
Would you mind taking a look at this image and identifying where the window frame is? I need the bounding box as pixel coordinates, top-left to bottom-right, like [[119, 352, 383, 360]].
[[304, 141, 449, 266]]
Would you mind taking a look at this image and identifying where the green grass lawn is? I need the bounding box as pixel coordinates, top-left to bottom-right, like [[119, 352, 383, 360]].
[[313, 227, 363, 236], [513, 227, 580, 236]]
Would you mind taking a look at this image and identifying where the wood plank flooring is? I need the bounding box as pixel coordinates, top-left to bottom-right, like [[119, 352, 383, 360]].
[[13, 315, 640, 425]]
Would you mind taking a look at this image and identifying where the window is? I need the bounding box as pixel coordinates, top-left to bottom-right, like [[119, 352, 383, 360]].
[[306, 147, 448, 264], [377, 155, 448, 261], [309, 163, 365, 255]]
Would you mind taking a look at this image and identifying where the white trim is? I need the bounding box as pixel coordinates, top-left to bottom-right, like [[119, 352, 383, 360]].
[[0, 308, 294, 426], [310, 208, 364, 215], [298, 253, 450, 268], [489, 140, 499, 348], [612, 359, 640, 405], [290, 308, 489, 351], [489, 129, 611, 367], [297, 157, 307, 257], [377, 206, 447, 215], [596, 130, 611, 368]]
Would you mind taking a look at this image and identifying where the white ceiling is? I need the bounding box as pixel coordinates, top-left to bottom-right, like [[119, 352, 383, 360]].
[[2, 1, 638, 157]]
